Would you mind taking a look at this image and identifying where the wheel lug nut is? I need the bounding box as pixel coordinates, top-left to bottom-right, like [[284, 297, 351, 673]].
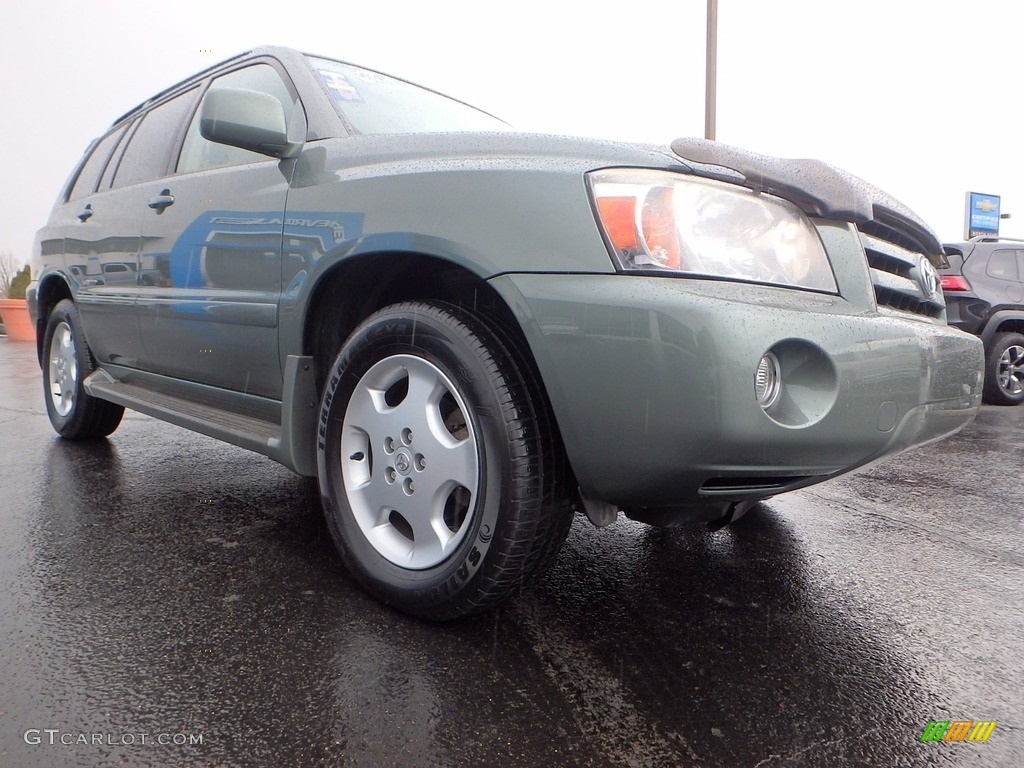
[[402, 428, 413, 445]]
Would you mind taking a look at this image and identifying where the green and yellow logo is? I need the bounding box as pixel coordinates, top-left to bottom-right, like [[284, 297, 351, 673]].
[[920, 720, 996, 743]]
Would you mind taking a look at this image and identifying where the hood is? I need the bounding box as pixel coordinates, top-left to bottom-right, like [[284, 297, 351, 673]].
[[671, 137, 942, 258]]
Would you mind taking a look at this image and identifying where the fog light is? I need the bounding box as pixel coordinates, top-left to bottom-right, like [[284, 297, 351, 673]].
[[755, 352, 782, 408]]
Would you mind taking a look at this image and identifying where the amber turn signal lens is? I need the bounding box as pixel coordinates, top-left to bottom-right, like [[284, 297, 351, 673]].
[[595, 196, 638, 251]]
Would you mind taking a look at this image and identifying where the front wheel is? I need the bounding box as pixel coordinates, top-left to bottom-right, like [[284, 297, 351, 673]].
[[983, 332, 1024, 406], [42, 299, 124, 439], [317, 301, 570, 619]]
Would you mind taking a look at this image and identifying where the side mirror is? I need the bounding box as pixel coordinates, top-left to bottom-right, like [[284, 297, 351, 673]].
[[199, 87, 299, 158]]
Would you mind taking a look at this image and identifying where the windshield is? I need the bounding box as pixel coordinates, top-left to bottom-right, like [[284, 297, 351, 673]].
[[307, 56, 509, 135]]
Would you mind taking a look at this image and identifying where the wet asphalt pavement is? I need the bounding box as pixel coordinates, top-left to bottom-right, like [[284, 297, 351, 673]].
[[0, 337, 1021, 768]]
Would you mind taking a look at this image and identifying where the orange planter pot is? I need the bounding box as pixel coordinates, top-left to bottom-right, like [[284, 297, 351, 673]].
[[0, 299, 36, 342]]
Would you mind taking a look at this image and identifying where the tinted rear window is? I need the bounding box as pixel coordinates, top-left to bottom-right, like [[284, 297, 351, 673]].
[[67, 127, 127, 201], [112, 89, 198, 188]]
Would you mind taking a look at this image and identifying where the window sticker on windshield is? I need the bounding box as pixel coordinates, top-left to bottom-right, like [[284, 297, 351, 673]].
[[318, 70, 363, 102], [350, 68, 388, 85]]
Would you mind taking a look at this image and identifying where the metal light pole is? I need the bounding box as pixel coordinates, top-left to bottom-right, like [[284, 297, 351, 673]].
[[705, 0, 718, 140]]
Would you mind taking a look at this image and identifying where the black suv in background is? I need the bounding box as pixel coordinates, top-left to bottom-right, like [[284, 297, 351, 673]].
[[941, 237, 1024, 404]]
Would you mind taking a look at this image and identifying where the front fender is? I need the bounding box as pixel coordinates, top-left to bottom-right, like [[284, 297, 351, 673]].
[[981, 310, 1024, 346]]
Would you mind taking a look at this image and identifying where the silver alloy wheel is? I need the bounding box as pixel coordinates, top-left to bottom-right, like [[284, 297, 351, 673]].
[[48, 321, 78, 417], [997, 343, 1024, 396], [340, 354, 479, 569]]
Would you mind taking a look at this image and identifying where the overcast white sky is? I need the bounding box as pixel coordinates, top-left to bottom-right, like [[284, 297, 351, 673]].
[[2, 0, 1021, 264]]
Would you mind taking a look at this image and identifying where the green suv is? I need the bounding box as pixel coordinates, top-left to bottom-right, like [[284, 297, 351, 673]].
[[29, 46, 983, 619]]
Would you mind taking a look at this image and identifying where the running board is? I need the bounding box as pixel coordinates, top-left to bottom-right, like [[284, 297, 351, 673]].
[[83, 355, 319, 476]]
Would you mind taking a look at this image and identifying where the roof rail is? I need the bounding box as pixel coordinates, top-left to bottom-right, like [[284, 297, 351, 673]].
[[969, 235, 1024, 243], [110, 49, 253, 127]]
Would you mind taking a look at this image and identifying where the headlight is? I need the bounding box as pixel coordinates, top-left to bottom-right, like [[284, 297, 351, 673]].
[[588, 169, 837, 293]]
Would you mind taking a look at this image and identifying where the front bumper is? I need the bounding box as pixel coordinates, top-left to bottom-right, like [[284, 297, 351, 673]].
[[491, 273, 983, 511], [942, 293, 989, 337]]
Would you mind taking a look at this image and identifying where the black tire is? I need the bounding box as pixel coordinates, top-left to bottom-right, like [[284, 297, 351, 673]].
[[317, 301, 570, 620], [983, 332, 1024, 406], [453, 303, 575, 580], [42, 299, 124, 439]]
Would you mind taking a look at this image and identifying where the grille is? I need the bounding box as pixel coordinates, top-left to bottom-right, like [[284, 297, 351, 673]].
[[858, 229, 945, 319]]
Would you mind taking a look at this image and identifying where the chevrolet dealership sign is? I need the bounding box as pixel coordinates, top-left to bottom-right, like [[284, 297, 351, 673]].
[[964, 191, 1001, 238]]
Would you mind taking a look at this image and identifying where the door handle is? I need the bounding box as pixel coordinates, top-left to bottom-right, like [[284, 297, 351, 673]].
[[147, 189, 175, 213], [77, 203, 93, 222]]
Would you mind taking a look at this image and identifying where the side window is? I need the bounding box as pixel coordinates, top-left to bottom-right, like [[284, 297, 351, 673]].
[[112, 88, 199, 188], [99, 121, 135, 191], [177, 64, 295, 174], [67, 127, 127, 201], [986, 249, 1019, 281]]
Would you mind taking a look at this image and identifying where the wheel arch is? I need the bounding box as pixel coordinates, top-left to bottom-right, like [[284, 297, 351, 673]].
[[300, 248, 578, 481], [302, 250, 526, 394], [299, 249, 579, 561], [33, 273, 74, 367], [981, 311, 1024, 347]]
